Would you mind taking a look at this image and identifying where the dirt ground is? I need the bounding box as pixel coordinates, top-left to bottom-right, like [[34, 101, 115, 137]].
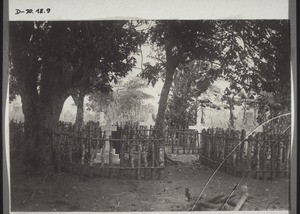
[[10, 155, 290, 212]]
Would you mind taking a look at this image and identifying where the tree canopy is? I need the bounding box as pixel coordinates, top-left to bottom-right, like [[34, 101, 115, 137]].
[[9, 21, 145, 168], [140, 20, 290, 137]]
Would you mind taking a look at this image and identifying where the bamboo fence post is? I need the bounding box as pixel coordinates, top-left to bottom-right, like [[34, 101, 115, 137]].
[[87, 124, 93, 178], [233, 130, 240, 176], [58, 126, 64, 172], [101, 131, 106, 178], [143, 140, 148, 180], [262, 133, 268, 181], [239, 130, 246, 176], [54, 127, 61, 172], [214, 128, 219, 166], [204, 129, 209, 167], [187, 132, 191, 154], [176, 131, 180, 155], [207, 129, 212, 168], [219, 129, 225, 171], [200, 129, 206, 165], [209, 128, 214, 167], [219, 128, 224, 165], [119, 139, 125, 177], [197, 131, 200, 155], [109, 136, 113, 177], [225, 129, 230, 174], [101, 131, 106, 166], [277, 135, 284, 178], [68, 126, 73, 173], [247, 135, 253, 178], [255, 133, 261, 179], [151, 140, 155, 179], [212, 128, 217, 168], [129, 140, 135, 179], [285, 134, 291, 178], [191, 132, 195, 154], [136, 141, 141, 180], [81, 129, 86, 165], [270, 134, 276, 180], [81, 128, 88, 176], [181, 132, 185, 154], [171, 130, 175, 154]]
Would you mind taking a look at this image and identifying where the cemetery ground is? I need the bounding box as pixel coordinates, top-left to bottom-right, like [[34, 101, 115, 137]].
[[10, 154, 289, 212]]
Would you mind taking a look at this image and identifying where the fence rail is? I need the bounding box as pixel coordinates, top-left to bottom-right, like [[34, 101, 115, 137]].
[[199, 128, 291, 180]]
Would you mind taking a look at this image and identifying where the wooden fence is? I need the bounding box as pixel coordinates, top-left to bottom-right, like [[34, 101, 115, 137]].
[[114, 122, 200, 155], [165, 129, 200, 155], [51, 122, 165, 179], [9, 121, 291, 181], [199, 128, 291, 180], [9, 120, 24, 157]]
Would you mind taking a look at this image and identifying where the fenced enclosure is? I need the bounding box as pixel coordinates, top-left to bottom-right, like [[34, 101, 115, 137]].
[[165, 129, 200, 155], [199, 128, 291, 180], [9, 121, 291, 181], [51, 122, 165, 180]]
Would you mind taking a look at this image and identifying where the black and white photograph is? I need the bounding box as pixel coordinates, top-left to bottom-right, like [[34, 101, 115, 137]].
[[4, 0, 295, 213]]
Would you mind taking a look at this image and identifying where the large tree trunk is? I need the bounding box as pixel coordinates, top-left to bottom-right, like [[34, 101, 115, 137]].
[[21, 94, 66, 171], [154, 64, 176, 138], [153, 51, 177, 165], [72, 90, 85, 128], [10, 22, 71, 177]]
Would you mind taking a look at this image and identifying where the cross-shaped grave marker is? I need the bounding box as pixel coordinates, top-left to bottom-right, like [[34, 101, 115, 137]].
[[101, 119, 117, 139], [101, 119, 117, 152], [98, 119, 120, 164]]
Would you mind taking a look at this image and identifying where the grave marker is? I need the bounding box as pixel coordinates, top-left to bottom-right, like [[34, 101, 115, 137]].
[[94, 119, 120, 164], [240, 111, 262, 133], [101, 119, 117, 139]]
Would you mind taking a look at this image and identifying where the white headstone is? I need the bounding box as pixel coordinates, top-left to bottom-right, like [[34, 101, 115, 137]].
[[245, 112, 254, 126], [239, 111, 261, 134]]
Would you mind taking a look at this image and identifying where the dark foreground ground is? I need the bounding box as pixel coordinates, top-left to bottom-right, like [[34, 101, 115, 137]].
[[10, 155, 289, 212]]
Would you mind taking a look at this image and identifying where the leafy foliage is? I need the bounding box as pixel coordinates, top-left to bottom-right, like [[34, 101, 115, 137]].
[[141, 20, 290, 132], [9, 21, 145, 102], [219, 20, 290, 109], [88, 77, 154, 122], [8, 21, 145, 167], [166, 61, 221, 128]]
